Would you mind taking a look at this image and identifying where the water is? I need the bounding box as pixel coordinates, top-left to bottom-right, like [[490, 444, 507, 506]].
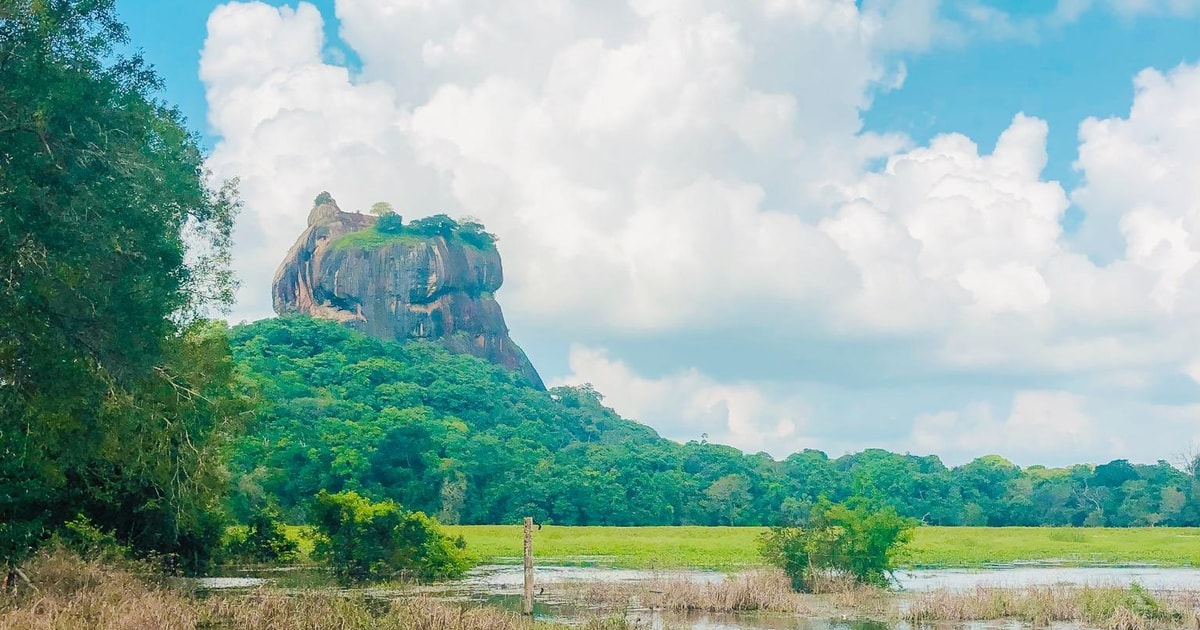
[[190, 564, 1200, 628], [191, 576, 268, 589], [453, 563, 1200, 593], [459, 564, 725, 588], [894, 566, 1200, 591]]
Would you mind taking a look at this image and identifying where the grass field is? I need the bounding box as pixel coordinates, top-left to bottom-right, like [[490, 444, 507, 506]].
[[441, 525, 1200, 570]]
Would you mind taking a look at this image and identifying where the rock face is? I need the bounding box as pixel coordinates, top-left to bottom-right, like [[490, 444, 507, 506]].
[[272, 197, 544, 389]]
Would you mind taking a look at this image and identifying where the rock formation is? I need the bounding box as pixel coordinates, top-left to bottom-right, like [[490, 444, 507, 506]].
[[272, 195, 544, 389]]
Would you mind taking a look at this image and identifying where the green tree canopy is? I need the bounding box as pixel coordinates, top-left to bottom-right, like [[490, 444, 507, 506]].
[[0, 0, 243, 571], [759, 499, 918, 592]]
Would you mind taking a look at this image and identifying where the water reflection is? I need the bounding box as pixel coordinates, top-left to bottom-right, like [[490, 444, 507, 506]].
[[894, 566, 1200, 591], [191, 564, 1200, 628]]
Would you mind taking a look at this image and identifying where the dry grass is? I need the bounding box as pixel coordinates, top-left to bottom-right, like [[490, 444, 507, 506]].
[[0, 550, 647, 630], [0, 549, 197, 630], [904, 584, 1194, 629], [645, 569, 809, 613], [556, 569, 811, 614]]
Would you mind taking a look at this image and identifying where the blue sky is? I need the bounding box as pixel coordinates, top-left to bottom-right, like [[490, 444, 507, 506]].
[[121, 0, 1200, 465], [119, 1, 1200, 196]]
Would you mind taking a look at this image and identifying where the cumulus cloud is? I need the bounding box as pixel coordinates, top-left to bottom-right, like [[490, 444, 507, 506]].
[[912, 391, 1100, 462], [201, 1, 1200, 464], [550, 346, 810, 456]]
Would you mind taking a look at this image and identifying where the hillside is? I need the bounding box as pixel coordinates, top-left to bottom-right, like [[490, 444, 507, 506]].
[[228, 316, 1200, 528]]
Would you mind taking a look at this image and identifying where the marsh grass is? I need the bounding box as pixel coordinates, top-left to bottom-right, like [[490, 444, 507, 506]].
[[0, 550, 644, 630], [0, 549, 198, 630], [556, 569, 879, 615], [646, 569, 808, 613], [904, 584, 1192, 629]]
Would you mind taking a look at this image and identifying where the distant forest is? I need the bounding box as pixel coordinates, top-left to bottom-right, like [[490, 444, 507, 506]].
[[229, 316, 1200, 529]]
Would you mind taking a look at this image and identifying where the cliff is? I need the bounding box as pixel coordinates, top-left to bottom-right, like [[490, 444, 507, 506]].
[[272, 196, 544, 389]]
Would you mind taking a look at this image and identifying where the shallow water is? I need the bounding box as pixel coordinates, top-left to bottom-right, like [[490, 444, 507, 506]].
[[455, 563, 1200, 593], [458, 564, 725, 588], [894, 566, 1200, 591], [191, 564, 1200, 628]]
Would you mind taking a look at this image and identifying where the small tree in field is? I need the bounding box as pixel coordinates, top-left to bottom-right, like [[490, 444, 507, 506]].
[[310, 490, 470, 583], [758, 498, 917, 592]]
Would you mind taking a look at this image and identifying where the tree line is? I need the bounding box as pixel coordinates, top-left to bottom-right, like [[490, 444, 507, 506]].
[[227, 316, 1200, 531]]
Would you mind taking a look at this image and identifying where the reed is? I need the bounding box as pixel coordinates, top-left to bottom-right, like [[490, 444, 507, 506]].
[[0, 549, 596, 630], [555, 569, 810, 614], [904, 584, 1189, 628], [645, 569, 808, 613]]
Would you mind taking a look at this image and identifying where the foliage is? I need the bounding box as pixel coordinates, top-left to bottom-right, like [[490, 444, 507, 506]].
[[227, 316, 1200, 532], [758, 499, 917, 591], [223, 507, 298, 564], [406, 213, 458, 239], [310, 490, 470, 582], [329, 227, 419, 250], [0, 0, 244, 572], [445, 525, 1200, 570], [457, 219, 497, 249], [50, 516, 130, 564], [315, 191, 334, 206], [327, 211, 497, 251], [376, 211, 404, 234]]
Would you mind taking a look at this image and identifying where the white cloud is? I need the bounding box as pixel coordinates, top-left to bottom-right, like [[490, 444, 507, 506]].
[[912, 391, 1101, 463], [1055, 0, 1200, 21], [550, 346, 810, 456], [201, 1, 1200, 464]]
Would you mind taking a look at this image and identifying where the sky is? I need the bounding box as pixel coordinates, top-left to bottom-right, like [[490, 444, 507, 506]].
[[114, 0, 1200, 467]]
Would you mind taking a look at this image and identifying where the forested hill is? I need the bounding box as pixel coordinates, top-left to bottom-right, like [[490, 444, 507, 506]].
[[229, 316, 1200, 528]]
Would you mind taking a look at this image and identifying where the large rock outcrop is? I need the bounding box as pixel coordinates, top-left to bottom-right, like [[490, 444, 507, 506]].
[[272, 197, 544, 389]]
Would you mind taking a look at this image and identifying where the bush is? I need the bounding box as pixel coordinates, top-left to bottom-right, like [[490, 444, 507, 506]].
[[223, 507, 298, 564], [758, 498, 917, 592], [456, 220, 496, 249], [406, 214, 458, 239], [314, 191, 334, 206], [310, 490, 470, 583], [52, 516, 130, 563], [376, 212, 404, 234]]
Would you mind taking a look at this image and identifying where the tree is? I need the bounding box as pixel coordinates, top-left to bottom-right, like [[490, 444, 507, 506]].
[[0, 0, 242, 572], [310, 490, 470, 582], [376, 212, 404, 234], [369, 201, 394, 216], [758, 499, 917, 592], [223, 505, 298, 563], [456, 219, 497, 249], [407, 214, 458, 239]]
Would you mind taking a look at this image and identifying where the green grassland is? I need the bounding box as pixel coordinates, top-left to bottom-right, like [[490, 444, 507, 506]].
[[441, 525, 1200, 570], [329, 229, 424, 251]]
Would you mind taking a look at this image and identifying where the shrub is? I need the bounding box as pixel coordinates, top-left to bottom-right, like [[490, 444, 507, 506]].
[[310, 490, 470, 582], [456, 220, 496, 249], [376, 212, 404, 234], [52, 516, 130, 563], [223, 507, 298, 564], [314, 191, 334, 206], [407, 214, 458, 239], [758, 498, 917, 592]]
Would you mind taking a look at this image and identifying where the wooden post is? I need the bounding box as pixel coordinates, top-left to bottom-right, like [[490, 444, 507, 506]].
[[523, 516, 534, 616]]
